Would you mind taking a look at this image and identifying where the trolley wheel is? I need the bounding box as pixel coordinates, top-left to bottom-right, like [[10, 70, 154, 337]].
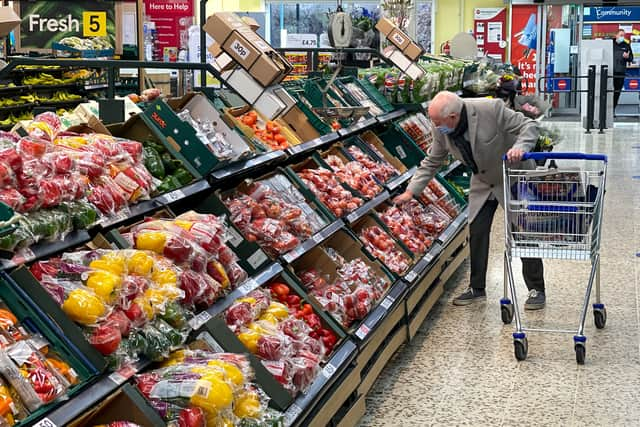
[[501, 303, 514, 324], [594, 307, 607, 329], [575, 342, 586, 365], [514, 337, 528, 361]]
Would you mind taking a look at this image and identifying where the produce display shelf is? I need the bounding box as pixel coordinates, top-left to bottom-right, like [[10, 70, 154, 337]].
[[345, 190, 391, 224], [436, 206, 469, 246], [386, 166, 417, 192], [99, 179, 212, 229], [284, 339, 358, 427], [0, 85, 29, 94], [38, 98, 87, 108], [337, 117, 378, 139], [199, 262, 284, 320], [282, 219, 344, 264], [0, 229, 92, 270], [377, 109, 407, 125], [30, 83, 81, 91], [403, 242, 443, 285], [0, 102, 36, 113], [210, 150, 287, 182], [286, 132, 341, 157], [38, 359, 151, 427], [440, 159, 462, 178], [352, 280, 408, 344]]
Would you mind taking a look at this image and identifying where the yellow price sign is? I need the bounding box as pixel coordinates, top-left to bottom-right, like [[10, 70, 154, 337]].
[[83, 11, 107, 37]]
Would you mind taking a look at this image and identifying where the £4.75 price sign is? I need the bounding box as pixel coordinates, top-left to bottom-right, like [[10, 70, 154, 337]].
[[83, 11, 107, 37]]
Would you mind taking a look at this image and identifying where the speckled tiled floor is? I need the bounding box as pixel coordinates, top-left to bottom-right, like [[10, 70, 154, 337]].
[[358, 120, 640, 427]]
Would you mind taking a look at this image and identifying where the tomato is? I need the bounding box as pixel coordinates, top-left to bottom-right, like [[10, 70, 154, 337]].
[[270, 283, 290, 300], [242, 115, 256, 126], [266, 121, 280, 134]]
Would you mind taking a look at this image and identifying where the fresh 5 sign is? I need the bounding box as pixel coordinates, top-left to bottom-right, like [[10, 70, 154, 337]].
[[16, 1, 115, 49]]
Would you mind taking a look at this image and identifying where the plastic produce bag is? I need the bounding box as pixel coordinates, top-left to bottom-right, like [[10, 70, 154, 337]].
[[346, 144, 398, 183], [324, 154, 382, 199], [358, 225, 410, 274], [297, 167, 363, 218]]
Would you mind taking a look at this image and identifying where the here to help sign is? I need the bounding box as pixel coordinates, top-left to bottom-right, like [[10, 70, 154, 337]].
[[17, 1, 115, 49]]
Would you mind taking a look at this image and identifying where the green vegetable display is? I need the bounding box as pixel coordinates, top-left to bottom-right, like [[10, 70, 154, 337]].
[[143, 146, 166, 179]]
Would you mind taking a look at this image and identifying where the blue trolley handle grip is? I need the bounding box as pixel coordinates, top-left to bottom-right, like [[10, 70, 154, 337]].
[[502, 152, 608, 162]]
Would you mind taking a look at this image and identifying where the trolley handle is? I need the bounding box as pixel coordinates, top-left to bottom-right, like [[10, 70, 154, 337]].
[[503, 152, 608, 162]]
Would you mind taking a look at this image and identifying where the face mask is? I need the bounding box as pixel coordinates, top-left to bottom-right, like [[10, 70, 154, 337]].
[[437, 125, 454, 135], [617, 37, 625, 43]]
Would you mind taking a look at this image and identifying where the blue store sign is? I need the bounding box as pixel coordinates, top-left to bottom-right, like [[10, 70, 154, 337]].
[[584, 6, 640, 22], [551, 78, 572, 92], [624, 78, 640, 92]]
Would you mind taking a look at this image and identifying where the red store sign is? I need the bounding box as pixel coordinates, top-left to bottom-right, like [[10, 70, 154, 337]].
[[145, 0, 194, 60]]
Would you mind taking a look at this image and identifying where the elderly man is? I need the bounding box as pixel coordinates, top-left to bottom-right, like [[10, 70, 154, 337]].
[[394, 91, 546, 309]]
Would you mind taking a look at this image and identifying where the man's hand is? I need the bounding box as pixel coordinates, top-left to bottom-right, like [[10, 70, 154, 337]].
[[506, 148, 525, 162], [624, 51, 630, 59], [393, 191, 414, 205]]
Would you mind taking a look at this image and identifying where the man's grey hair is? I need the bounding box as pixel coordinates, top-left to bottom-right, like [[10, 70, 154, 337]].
[[436, 91, 464, 116]]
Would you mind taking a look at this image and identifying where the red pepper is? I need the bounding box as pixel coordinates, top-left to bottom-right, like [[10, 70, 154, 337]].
[[304, 313, 322, 331], [270, 283, 291, 300], [286, 294, 301, 308], [301, 303, 313, 316], [178, 407, 206, 427]]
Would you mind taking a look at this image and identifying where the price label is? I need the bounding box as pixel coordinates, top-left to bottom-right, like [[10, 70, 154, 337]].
[[392, 33, 406, 45], [355, 324, 370, 339], [380, 295, 394, 310], [231, 39, 251, 60], [396, 146, 407, 159], [197, 332, 225, 353], [161, 189, 185, 204], [83, 11, 107, 37], [312, 233, 324, 244], [238, 278, 258, 295], [405, 271, 417, 283], [225, 227, 244, 248], [34, 418, 57, 427], [284, 404, 303, 426], [11, 248, 35, 266], [188, 311, 212, 330], [322, 363, 336, 379], [247, 250, 268, 269]]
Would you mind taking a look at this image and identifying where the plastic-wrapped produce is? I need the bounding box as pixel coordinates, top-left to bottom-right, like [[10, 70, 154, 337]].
[[346, 145, 398, 183], [358, 225, 410, 274], [323, 154, 382, 199], [378, 204, 434, 255], [297, 167, 364, 218]]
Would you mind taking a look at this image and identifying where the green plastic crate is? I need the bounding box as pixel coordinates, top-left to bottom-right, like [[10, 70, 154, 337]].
[[337, 76, 394, 113]]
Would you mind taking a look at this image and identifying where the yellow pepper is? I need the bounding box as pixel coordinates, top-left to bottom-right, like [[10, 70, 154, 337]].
[[127, 251, 154, 276], [189, 376, 233, 414], [62, 289, 106, 325], [132, 296, 155, 320], [236, 297, 256, 305], [236, 330, 260, 353], [258, 312, 278, 325], [247, 322, 270, 335], [233, 391, 262, 419], [135, 231, 166, 253], [89, 259, 124, 276], [162, 350, 186, 367], [207, 360, 244, 386], [265, 302, 289, 320], [151, 268, 177, 287], [86, 271, 121, 302], [173, 220, 193, 231]]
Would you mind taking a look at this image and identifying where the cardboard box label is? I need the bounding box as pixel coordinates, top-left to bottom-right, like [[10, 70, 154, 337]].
[[391, 32, 406, 46], [230, 38, 252, 60]]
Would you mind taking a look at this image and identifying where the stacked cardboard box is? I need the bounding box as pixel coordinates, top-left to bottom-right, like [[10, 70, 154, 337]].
[[375, 18, 425, 80]]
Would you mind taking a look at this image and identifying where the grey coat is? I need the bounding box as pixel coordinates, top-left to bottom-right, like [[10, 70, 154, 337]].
[[406, 98, 539, 223]]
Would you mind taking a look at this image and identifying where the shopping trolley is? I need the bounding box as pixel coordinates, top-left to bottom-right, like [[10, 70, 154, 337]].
[[500, 152, 607, 364]]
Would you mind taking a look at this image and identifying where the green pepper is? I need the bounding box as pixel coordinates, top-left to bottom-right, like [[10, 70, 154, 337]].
[[125, 332, 148, 357], [172, 167, 192, 186], [153, 319, 184, 348], [143, 146, 166, 179], [60, 201, 98, 229], [160, 301, 187, 329], [141, 324, 171, 362], [0, 225, 30, 252], [157, 175, 182, 194], [144, 140, 166, 154], [161, 152, 182, 174]]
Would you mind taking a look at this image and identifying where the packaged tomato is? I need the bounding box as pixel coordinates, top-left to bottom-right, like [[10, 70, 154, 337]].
[[358, 225, 411, 274], [297, 167, 363, 218], [324, 154, 382, 199], [346, 144, 398, 183]]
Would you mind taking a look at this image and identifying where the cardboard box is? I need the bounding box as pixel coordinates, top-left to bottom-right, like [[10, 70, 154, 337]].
[[241, 15, 260, 31], [254, 90, 287, 120], [375, 17, 395, 36], [145, 93, 254, 176], [211, 50, 236, 73], [403, 41, 424, 61], [281, 105, 321, 142], [388, 48, 412, 72], [388, 28, 411, 50], [0, 7, 21, 38], [69, 384, 165, 427], [223, 68, 266, 104], [209, 42, 223, 57], [203, 12, 245, 44], [249, 52, 290, 87], [222, 30, 262, 68], [405, 63, 425, 80], [359, 130, 408, 175]]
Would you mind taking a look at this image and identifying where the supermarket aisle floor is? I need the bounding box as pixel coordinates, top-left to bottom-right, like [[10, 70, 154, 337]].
[[359, 120, 640, 427]]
